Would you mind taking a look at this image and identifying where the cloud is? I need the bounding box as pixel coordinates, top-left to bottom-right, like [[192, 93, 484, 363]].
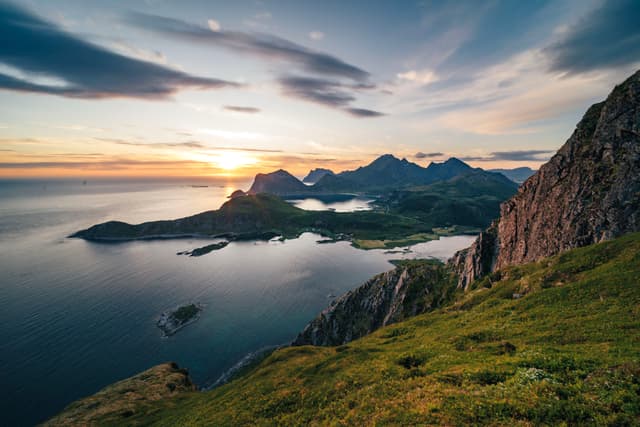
[[223, 105, 261, 113], [0, 159, 207, 169], [346, 108, 385, 118], [207, 19, 221, 32], [397, 69, 438, 85], [125, 12, 369, 82], [0, 2, 239, 99], [278, 76, 384, 117], [415, 152, 444, 159], [96, 137, 282, 152], [460, 150, 554, 162], [545, 0, 640, 74], [309, 31, 325, 41]]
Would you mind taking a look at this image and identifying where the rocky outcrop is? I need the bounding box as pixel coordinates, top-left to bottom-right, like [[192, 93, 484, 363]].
[[452, 69, 640, 289], [293, 261, 455, 346], [43, 362, 195, 425]]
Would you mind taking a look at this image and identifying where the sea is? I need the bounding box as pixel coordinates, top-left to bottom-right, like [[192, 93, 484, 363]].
[[0, 178, 475, 426]]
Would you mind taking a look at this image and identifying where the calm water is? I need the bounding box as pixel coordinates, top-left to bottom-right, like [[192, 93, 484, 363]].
[[0, 179, 475, 426], [286, 195, 374, 212]]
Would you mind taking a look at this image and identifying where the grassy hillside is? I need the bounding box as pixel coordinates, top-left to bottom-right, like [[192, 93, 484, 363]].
[[55, 232, 640, 425], [380, 171, 518, 228]]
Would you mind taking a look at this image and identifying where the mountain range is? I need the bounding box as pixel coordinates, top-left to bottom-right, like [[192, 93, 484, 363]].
[[249, 155, 514, 195]]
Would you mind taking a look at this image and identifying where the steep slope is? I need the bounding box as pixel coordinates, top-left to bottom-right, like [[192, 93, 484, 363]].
[[44, 363, 195, 426], [302, 168, 334, 184], [293, 260, 455, 346], [51, 233, 640, 425], [454, 70, 640, 289], [248, 169, 308, 195]]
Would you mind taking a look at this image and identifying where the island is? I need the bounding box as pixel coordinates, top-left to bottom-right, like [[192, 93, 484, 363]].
[[156, 303, 202, 337], [177, 241, 229, 257]]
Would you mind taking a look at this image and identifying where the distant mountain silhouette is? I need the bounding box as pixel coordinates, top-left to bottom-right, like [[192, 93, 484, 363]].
[[489, 167, 536, 183], [302, 168, 334, 184], [248, 169, 308, 195], [249, 155, 488, 195]]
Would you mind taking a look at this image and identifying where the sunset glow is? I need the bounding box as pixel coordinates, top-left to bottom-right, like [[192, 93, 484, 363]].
[[0, 1, 638, 179]]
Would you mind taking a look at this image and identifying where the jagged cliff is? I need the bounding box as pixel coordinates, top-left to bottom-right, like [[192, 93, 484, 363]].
[[453, 70, 640, 289], [293, 260, 455, 346]]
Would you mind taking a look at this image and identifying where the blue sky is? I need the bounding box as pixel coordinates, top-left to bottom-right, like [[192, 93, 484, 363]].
[[1, 0, 639, 177]]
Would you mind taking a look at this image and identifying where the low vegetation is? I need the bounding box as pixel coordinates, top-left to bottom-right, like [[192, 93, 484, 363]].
[[56, 232, 640, 425]]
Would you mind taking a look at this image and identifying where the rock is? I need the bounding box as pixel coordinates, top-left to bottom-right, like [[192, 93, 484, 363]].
[[293, 261, 454, 346], [42, 362, 195, 426], [157, 304, 202, 337], [451, 69, 640, 289]]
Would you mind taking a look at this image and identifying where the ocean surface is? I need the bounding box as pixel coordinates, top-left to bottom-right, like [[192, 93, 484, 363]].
[[0, 179, 475, 426]]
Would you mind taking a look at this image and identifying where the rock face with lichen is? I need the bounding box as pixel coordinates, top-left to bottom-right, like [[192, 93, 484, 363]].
[[293, 261, 455, 346], [452, 70, 640, 289]]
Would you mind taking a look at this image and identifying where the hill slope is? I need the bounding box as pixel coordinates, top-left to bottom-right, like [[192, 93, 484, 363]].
[[49, 232, 640, 425]]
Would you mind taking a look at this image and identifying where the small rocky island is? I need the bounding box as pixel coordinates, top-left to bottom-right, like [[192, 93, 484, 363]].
[[157, 303, 202, 337], [177, 241, 229, 257]]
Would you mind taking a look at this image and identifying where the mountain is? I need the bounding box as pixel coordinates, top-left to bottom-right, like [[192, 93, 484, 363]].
[[423, 157, 475, 182], [302, 168, 334, 184], [489, 167, 536, 183], [380, 170, 518, 229], [453, 69, 640, 289], [247, 169, 308, 195], [332, 155, 476, 191], [250, 155, 481, 195]]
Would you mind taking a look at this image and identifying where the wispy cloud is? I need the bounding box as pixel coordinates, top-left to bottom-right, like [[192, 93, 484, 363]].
[[223, 105, 261, 113], [415, 151, 444, 159], [460, 149, 554, 162], [277, 76, 384, 117], [0, 2, 238, 99], [96, 137, 282, 152], [545, 0, 640, 74], [125, 12, 369, 81]]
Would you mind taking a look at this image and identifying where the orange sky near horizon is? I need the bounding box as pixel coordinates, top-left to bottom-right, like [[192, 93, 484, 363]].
[[0, 147, 547, 179]]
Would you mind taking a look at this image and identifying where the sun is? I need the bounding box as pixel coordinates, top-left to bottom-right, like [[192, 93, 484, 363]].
[[212, 151, 258, 171]]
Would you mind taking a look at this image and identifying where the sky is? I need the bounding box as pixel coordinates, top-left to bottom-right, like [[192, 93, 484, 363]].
[[0, 0, 639, 179]]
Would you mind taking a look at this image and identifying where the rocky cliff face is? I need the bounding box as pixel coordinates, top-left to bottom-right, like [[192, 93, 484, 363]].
[[293, 261, 455, 346], [452, 70, 640, 289]]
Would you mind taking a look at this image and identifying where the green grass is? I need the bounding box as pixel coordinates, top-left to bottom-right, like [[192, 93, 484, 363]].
[[56, 232, 640, 425]]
